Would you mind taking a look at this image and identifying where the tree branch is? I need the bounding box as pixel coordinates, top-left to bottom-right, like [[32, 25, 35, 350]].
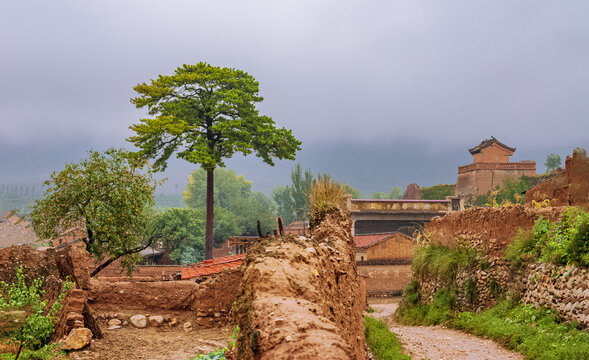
[[90, 237, 154, 277]]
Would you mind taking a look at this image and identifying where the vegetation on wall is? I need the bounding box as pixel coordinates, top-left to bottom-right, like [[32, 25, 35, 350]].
[[412, 244, 478, 283], [420, 184, 454, 200], [505, 207, 589, 267]]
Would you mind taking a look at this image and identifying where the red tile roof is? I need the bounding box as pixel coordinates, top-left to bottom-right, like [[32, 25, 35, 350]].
[[181, 253, 246, 280], [354, 233, 394, 248]]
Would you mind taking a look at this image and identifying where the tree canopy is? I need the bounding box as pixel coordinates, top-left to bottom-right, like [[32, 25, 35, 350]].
[[544, 153, 562, 172], [128, 62, 301, 259], [371, 186, 403, 199], [183, 168, 275, 237], [273, 164, 359, 225], [31, 148, 157, 276]]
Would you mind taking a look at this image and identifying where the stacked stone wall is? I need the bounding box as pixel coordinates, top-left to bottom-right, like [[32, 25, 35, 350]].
[[522, 263, 589, 327]]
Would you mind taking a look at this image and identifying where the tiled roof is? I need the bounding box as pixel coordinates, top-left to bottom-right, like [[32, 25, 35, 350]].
[[181, 253, 246, 279], [364, 232, 413, 249], [354, 233, 394, 248], [469, 136, 515, 155]]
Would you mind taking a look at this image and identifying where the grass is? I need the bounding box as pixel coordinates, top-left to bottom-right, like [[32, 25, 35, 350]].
[[0, 345, 66, 360], [455, 301, 589, 360], [307, 174, 347, 226], [364, 316, 410, 360], [396, 287, 589, 360], [395, 286, 455, 326], [412, 244, 478, 283]]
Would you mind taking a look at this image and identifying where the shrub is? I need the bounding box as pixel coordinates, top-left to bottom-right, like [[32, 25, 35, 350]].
[[307, 174, 346, 225], [506, 208, 589, 267], [0, 266, 72, 360]]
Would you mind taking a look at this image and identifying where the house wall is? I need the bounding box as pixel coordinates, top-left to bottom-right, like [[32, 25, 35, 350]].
[[456, 165, 536, 200], [366, 234, 414, 260], [356, 264, 412, 296], [472, 144, 512, 163]]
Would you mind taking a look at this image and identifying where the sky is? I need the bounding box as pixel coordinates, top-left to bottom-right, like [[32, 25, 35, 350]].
[[1, 1, 588, 196]]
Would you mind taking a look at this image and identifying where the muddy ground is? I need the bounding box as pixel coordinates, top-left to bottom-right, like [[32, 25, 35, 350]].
[[68, 325, 231, 360]]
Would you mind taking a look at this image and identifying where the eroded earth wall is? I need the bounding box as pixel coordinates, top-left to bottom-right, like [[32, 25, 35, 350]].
[[229, 211, 366, 360]]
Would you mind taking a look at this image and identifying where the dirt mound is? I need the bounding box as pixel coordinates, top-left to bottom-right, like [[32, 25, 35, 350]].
[[425, 205, 564, 255], [0, 242, 99, 341], [403, 183, 422, 199], [524, 150, 589, 207], [229, 211, 366, 360]]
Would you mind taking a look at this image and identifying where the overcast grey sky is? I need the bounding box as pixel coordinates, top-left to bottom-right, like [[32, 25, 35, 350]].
[[1, 1, 588, 194]]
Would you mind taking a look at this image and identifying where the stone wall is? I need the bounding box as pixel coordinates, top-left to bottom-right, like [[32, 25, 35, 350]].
[[522, 263, 589, 327]]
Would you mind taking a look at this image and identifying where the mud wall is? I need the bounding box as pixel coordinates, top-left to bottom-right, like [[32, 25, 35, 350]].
[[93, 262, 184, 281], [357, 264, 412, 297], [0, 243, 100, 341], [415, 206, 589, 328], [230, 211, 366, 360], [425, 206, 564, 256], [88, 269, 241, 327], [524, 151, 589, 207]]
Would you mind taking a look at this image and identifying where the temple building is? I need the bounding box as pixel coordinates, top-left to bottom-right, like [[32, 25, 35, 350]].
[[455, 137, 536, 201]]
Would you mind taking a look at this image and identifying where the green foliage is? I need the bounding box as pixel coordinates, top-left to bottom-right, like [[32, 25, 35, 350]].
[[402, 280, 420, 306], [150, 208, 206, 263], [128, 62, 301, 171], [0, 266, 73, 358], [272, 164, 314, 226], [371, 186, 403, 200], [505, 228, 540, 267], [454, 301, 589, 360], [395, 287, 455, 326], [505, 208, 589, 267], [544, 153, 562, 172], [412, 244, 478, 283], [343, 184, 362, 199], [364, 316, 410, 360], [183, 168, 275, 237], [30, 148, 156, 274], [463, 278, 478, 304], [476, 175, 542, 207], [574, 147, 587, 157], [420, 184, 454, 200], [191, 349, 226, 360], [0, 344, 65, 360]]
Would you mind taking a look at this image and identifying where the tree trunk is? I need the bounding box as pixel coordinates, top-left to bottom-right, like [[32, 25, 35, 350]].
[[205, 168, 214, 260]]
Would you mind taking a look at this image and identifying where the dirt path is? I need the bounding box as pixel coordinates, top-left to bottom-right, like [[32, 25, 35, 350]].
[[369, 300, 524, 360]]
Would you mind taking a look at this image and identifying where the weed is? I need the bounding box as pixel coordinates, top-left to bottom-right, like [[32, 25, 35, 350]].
[[412, 244, 478, 284], [364, 316, 410, 360], [307, 174, 346, 225], [463, 278, 478, 305], [489, 278, 502, 298]]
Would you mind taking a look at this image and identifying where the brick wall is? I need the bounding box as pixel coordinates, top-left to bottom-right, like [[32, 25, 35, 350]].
[[357, 264, 412, 296], [366, 233, 414, 260]]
